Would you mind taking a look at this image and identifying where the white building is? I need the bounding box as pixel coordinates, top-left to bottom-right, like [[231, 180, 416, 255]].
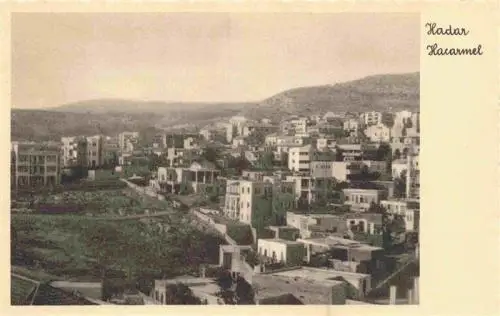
[[11, 141, 62, 189], [286, 175, 335, 205], [257, 238, 305, 266], [391, 159, 408, 178], [330, 161, 364, 181], [343, 188, 388, 212], [61, 136, 88, 167], [406, 154, 420, 199], [364, 124, 391, 143], [223, 179, 295, 226], [288, 145, 312, 172], [118, 131, 139, 153], [316, 137, 336, 151], [157, 161, 220, 194], [343, 119, 360, 134], [360, 111, 382, 126], [86, 135, 104, 168]]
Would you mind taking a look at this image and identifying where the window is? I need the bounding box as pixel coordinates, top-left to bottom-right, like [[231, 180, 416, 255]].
[[247, 187, 250, 194], [247, 202, 250, 208]]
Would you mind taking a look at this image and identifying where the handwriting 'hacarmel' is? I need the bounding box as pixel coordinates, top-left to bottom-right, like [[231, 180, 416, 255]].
[[426, 43, 483, 56]]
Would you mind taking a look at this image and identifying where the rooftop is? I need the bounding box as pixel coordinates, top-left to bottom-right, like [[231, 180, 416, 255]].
[[253, 270, 344, 304], [269, 267, 369, 281], [297, 236, 383, 252], [392, 159, 408, 165], [258, 238, 303, 246]]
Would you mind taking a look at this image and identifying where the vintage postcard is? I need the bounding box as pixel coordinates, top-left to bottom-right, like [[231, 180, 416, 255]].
[[1, 1, 499, 316]]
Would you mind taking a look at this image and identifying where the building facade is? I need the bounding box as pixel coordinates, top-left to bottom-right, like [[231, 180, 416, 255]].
[[61, 136, 88, 168], [86, 135, 104, 169], [342, 188, 388, 212], [118, 131, 139, 153], [12, 141, 62, 189]]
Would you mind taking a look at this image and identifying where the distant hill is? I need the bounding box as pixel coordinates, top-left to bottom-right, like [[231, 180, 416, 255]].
[[11, 72, 419, 141], [240, 72, 419, 121], [10, 110, 165, 142]]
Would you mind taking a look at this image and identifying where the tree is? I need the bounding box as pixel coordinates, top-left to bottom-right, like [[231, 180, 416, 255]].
[[215, 269, 236, 304], [202, 147, 219, 164], [368, 202, 386, 214], [402, 147, 409, 158], [393, 149, 401, 160], [279, 152, 289, 168], [393, 172, 407, 198], [234, 276, 255, 305], [335, 148, 344, 161], [376, 143, 392, 161], [164, 283, 202, 305], [256, 152, 274, 170]]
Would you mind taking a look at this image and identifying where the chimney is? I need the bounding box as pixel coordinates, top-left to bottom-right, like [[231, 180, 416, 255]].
[[413, 277, 419, 304], [200, 266, 206, 278], [389, 285, 397, 305]]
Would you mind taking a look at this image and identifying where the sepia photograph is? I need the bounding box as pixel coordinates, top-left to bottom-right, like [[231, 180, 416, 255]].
[[10, 12, 420, 306]]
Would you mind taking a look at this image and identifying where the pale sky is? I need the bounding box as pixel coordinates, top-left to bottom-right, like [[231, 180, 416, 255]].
[[12, 12, 419, 109]]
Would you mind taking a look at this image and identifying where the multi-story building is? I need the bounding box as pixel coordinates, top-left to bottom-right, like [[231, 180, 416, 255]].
[[86, 135, 104, 169], [152, 133, 167, 148], [226, 116, 248, 143], [364, 124, 391, 143], [391, 136, 420, 158], [406, 154, 420, 199], [288, 117, 309, 135], [183, 136, 200, 150], [342, 188, 388, 212], [288, 145, 312, 172], [329, 161, 364, 182], [223, 179, 295, 230], [103, 136, 120, 167], [336, 143, 363, 161], [343, 119, 360, 134], [118, 131, 139, 153], [391, 159, 408, 179], [316, 137, 336, 151], [380, 198, 420, 216], [11, 141, 61, 189], [360, 111, 382, 126], [157, 161, 220, 194], [61, 136, 88, 168], [242, 122, 279, 138], [361, 160, 387, 175], [199, 128, 212, 141], [286, 175, 335, 205]]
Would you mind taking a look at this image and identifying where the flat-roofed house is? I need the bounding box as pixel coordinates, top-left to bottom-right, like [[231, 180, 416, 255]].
[[257, 238, 305, 266], [342, 188, 388, 212]]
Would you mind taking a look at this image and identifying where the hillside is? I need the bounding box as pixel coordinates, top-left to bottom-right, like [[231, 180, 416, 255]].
[[10, 110, 164, 141], [241, 72, 419, 120], [11, 72, 419, 141]]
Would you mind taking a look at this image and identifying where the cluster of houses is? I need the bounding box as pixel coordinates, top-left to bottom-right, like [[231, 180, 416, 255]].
[[11, 109, 420, 305], [148, 110, 420, 305]]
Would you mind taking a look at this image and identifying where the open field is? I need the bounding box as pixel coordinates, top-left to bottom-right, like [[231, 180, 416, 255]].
[[13, 188, 173, 217], [11, 189, 226, 284]]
